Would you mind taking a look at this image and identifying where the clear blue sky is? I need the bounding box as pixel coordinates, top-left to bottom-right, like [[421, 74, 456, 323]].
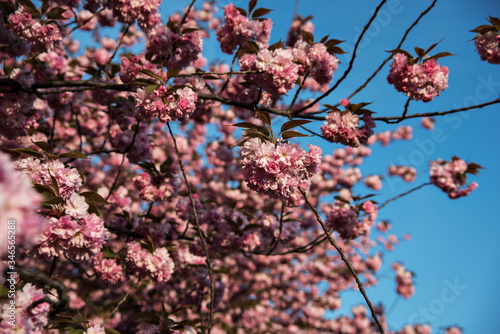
[[240, 1, 500, 332], [90, 0, 500, 331]]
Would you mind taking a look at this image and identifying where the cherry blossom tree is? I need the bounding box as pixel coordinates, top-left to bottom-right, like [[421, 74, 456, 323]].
[[0, 0, 498, 333]]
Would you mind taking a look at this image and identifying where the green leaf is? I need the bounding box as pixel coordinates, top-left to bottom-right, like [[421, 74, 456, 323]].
[[301, 30, 314, 45], [281, 130, 309, 139], [145, 84, 160, 94], [324, 104, 341, 112], [88, 204, 104, 220], [235, 6, 247, 17], [19, 0, 40, 18], [167, 69, 181, 80], [50, 175, 60, 196], [488, 16, 500, 31], [268, 40, 285, 51], [160, 157, 174, 174], [229, 138, 249, 149], [334, 196, 350, 204], [31, 140, 50, 152], [46, 7, 67, 20], [7, 148, 44, 159], [256, 111, 271, 126], [319, 34, 330, 44], [44, 196, 64, 205], [246, 40, 260, 53], [386, 48, 414, 60], [59, 151, 89, 159], [280, 120, 312, 133], [135, 312, 161, 325], [80, 191, 112, 205], [414, 46, 425, 57], [424, 52, 456, 62], [168, 304, 194, 315], [34, 184, 56, 196], [252, 7, 272, 19], [139, 69, 162, 82], [181, 27, 199, 34], [469, 24, 497, 35], [242, 224, 262, 232], [145, 51, 154, 61], [324, 39, 345, 47], [424, 39, 444, 56], [0, 2, 15, 16], [244, 131, 271, 143], [466, 162, 483, 175], [130, 78, 158, 86], [248, 0, 258, 15], [41, 0, 49, 15], [232, 122, 259, 129], [138, 161, 158, 173], [104, 328, 121, 334], [327, 46, 346, 55], [102, 248, 116, 259]]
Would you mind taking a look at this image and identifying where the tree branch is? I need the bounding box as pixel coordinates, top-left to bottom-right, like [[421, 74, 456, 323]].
[[293, 0, 389, 114], [298, 188, 385, 334], [167, 122, 214, 334]]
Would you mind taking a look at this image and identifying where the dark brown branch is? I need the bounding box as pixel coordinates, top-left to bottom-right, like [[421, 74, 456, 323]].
[[378, 182, 431, 210], [386, 97, 411, 124], [345, 0, 439, 101], [373, 98, 500, 123], [299, 188, 385, 334], [167, 122, 214, 334], [293, 0, 389, 114]]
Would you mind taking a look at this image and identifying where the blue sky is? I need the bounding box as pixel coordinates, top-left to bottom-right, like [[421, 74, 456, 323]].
[[80, 0, 500, 331], [241, 0, 500, 332]]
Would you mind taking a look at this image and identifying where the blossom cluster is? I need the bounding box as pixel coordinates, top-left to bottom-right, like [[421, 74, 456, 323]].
[[292, 40, 339, 85], [430, 157, 478, 199], [15, 157, 82, 199], [8, 7, 63, 53], [132, 171, 180, 202], [325, 200, 378, 240], [393, 262, 415, 299], [147, 25, 203, 69], [14, 157, 109, 260], [0, 283, 50, 333], [474, 31, 500, 64], [216, 4, 272, 54], [126, 241, 175, 282], [110, 0, 161, 30], [240, 138, 322, 199], [133, 86, 198, 122], [388, 165, 417, 183], [38, 211, 109, 261], [320, 112, 376, 147], [92, 253, 125, 285], [387, 53, 449, 102], [239, 48, 299, 96], [0, 152, 44, 259]]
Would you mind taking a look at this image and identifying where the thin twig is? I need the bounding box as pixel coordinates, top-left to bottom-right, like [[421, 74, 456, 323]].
[[266, 202, 285, 255], [298, 187, 385, 334], [106, 154, 126, 201], [387, 97, 411, 124], [345, 0, 439, 101], [176, 0, 198, 34], [217, 50, 240, 96], [378, 182, 431, 210], [374, 98, 500, 123], [167, 122, 214, 334], [102, 279, 139, 325], [293, 0, 389, 114]]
